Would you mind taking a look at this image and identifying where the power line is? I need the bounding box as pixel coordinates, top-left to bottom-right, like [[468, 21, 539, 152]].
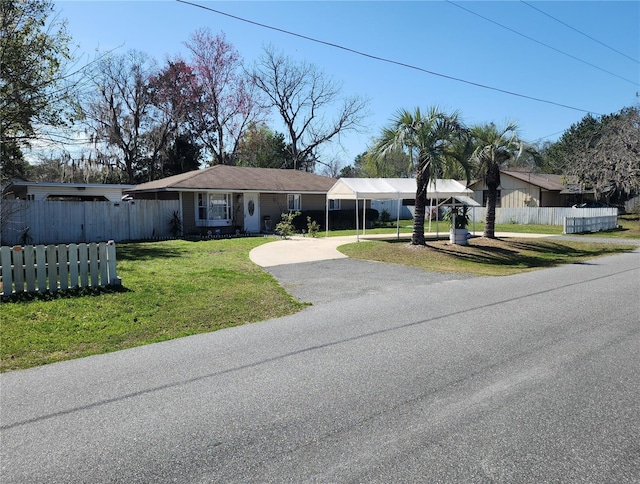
[[175, 0, 603, 116], [520, 0, 640, 65], [446, 0, 639, 87]]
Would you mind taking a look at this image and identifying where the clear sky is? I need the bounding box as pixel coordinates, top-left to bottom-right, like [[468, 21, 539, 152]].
[[56, 0, 640, 169]]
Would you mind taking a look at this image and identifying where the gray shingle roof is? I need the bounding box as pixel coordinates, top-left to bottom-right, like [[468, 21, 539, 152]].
[[501, 171, 566, 191], [127, 165, 336, 193]]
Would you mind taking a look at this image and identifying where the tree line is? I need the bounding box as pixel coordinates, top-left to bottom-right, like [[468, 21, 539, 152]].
[[2, 0, 638, 220], [1, 0, 367, 184]]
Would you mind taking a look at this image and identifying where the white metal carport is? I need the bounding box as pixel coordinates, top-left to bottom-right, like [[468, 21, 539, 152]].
[[326, 178, 478, 240]]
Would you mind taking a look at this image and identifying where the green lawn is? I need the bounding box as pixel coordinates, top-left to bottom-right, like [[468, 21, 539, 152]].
[[339, 237, 637, 277], [1, 238, 306, 372], [327, 220, 565, 236], [329, 213, 640, 238]]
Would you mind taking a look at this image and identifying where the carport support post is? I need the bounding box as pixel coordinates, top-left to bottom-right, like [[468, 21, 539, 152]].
[[362, 198, 367, 237], [396, 198, 401, 239], [436, 197, 440, 237], [325, 196, 329, 238], [355, 194, 360, 242]]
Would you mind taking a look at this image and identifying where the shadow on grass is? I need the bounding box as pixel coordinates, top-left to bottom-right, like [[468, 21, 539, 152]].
[[1, 284, 132, 304], [117, 241, 188, 261], [424, 238, 627, 269]]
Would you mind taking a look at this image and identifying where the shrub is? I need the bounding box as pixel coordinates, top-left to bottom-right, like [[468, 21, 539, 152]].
[[168, 211, 182, 238], [275, 211, 300, 239], [306, 216, 321, 237]]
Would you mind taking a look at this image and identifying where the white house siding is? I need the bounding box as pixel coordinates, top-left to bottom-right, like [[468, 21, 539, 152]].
[[471, 177, 548, 208]]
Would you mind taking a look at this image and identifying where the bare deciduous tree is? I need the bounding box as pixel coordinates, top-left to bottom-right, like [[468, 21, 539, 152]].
[[80, 50, 157, 183], [250, 46, 369, 171], [183, 29, 265, 166], [546, 106, 640, 202]]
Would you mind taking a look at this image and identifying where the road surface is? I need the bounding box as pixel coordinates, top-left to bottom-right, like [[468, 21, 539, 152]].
[[2, 249, 639, 482]]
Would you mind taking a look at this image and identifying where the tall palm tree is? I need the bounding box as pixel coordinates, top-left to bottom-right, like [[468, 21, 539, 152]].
[[469, 122, 538, 238], [372, 107, 468, 245]]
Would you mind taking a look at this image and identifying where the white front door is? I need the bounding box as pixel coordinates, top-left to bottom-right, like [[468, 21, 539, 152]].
[[243, 193, 260, 232]]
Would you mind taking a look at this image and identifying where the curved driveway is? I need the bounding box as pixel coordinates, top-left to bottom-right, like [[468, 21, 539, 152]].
[[249, 231, 560, 268]]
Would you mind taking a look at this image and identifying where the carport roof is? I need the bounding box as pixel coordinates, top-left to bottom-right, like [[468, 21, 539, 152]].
[[327, 178, 475, 201]]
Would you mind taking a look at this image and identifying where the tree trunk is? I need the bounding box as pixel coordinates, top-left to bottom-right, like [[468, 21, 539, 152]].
[[483, 162, 501, 239], [484, 182, 498, 238], [412, 177, 427, 245]]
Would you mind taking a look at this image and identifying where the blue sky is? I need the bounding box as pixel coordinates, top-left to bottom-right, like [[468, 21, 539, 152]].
[[57, 0, 640, 169]]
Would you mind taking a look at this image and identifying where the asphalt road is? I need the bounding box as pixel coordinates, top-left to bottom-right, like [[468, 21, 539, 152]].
[[2, 250, 639, 483]]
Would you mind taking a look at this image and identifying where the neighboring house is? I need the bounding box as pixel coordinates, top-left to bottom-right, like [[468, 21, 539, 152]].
[[468, 170, 595, 208], [126, 165, 336, 234], [2, 180, 135, 202]]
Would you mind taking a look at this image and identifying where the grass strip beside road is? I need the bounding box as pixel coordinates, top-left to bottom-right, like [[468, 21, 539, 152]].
[[338, 237, 637, 276], [1, 238, 306, 372]]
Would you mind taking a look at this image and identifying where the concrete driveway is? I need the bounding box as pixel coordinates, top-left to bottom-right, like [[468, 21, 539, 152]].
[[249, 232, 558, 268]]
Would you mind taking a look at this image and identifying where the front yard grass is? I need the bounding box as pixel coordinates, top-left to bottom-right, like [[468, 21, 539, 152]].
[[1, 238, 306, 372], [338, 237, 637, 277]]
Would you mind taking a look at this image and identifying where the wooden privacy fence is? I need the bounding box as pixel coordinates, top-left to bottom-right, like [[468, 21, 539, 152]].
[[563, 215, 618, 234], [1, 199, 180, 246], [0, 241, 120, 296]]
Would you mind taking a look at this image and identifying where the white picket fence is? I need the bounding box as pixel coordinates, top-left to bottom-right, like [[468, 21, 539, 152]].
[[1, 199, 180, 246], [563, 215, 618, 234], [0, 241, 120, 296]]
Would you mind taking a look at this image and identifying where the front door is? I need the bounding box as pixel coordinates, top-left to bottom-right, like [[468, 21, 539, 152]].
[[243, 193, 260, 232]]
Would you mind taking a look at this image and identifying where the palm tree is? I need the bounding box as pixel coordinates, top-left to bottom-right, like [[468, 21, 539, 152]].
[[469, 122, 538, 238], [372, 107, 468, 245]]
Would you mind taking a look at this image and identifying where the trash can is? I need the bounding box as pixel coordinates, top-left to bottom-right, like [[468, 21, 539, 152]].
[[263, 215, 271, 232]]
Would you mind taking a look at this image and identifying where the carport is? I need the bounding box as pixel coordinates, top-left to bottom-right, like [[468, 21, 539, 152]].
[[326, 178, 478, 241]]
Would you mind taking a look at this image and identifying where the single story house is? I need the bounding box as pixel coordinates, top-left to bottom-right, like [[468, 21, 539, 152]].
[[126, 165, 337, 235], [2, 180, 135, 202], [468, 170, 595, 208]]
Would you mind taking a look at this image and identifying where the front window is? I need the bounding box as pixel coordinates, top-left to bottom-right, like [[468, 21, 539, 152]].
[[288, 194, 301, 211], [329, 199, 340, 210], [196, 192, 232, 225]]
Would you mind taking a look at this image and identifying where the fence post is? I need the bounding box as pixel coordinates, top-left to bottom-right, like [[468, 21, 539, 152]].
[[99, 242, 108, 285], [107, 240, 121, 286]]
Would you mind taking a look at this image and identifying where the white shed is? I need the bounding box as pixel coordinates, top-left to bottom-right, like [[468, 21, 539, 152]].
[[2, 181, 135, 202]]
